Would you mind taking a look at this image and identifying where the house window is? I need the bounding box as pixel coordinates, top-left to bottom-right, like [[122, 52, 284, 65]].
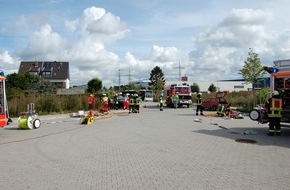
[[43, 62, 52, 67], [42, 71, 52, 76], [29, 71, 38, 76]]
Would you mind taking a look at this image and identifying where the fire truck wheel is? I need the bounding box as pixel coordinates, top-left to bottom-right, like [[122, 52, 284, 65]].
[[33, 119, 41, 129]]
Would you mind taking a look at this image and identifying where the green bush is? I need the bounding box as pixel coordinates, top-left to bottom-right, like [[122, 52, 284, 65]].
[[7, 94, 103, 117], [6, 90, 267, 117], [36, 94, 62, 114]]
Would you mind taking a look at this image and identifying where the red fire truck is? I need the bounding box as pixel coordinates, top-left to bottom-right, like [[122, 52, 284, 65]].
[[164, 83, 192, 108], [0, 70, 11, 128], [250, 59, 290, 127]]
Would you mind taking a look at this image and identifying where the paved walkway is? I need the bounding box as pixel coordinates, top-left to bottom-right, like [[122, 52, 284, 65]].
[[1, 102, 290, 190]]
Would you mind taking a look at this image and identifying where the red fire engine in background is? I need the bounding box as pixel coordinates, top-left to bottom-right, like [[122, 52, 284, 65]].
[[250, 59, 290, 127], [0, 70, 11, 128], [164, 83, 192, 108]]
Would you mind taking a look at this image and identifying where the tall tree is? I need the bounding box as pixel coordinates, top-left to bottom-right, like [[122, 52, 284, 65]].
[[149, 66, 165, 91], [238, 48, 265, 107], [191, 82, 200, 93], [208, 83, 217, 93], [87, 78, 102, 94], [6, 72, 39, 95]]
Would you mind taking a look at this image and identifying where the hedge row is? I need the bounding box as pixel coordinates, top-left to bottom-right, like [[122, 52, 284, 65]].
[[7, 94, 102, 117]]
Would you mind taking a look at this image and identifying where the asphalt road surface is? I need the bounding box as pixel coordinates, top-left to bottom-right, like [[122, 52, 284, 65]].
[[1, 101, 290, 190]]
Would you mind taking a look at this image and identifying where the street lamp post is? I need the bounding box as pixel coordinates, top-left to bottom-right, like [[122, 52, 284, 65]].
[[118, 69, 121, 92]]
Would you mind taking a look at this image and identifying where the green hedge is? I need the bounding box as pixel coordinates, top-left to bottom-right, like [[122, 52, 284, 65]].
[[7, 94, 102, 117]]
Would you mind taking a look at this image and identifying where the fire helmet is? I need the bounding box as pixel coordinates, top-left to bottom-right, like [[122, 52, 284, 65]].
[[273, 90, 279, 96]]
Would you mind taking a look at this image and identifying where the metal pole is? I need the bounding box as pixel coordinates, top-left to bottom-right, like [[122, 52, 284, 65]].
[[118, 69, 121, 92]]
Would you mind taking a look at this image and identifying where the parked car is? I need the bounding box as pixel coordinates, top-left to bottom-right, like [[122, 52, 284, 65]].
[[109, 96, 125, 109], [202, 91, 228, 111]]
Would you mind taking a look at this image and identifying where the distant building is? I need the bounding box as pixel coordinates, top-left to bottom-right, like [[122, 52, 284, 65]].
[[131, 80, 151, 90], [131, 79, 265, 92], [18, 61, 70, 89], [181, 76, 188, 81]]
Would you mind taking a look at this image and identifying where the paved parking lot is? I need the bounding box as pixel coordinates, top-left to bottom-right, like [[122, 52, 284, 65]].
[[1, 102, 290, 190]]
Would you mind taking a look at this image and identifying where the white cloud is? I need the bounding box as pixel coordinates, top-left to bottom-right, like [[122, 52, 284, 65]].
[[17, 24, 66, 60], [0, 50, 20, 73], [66, 6, 130, 43], [0, 50, 14, 64], [220, 9, 272, 26], [195, 9, 272, 48], [1, 3, 290, 88], [189, 8, 290, 81], [149, 45, 179, 63]]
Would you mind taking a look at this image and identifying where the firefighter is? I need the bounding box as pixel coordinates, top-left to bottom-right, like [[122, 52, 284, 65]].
[[129, 94, 134, 113], [88, 94, 95, 117], [265, 90, 283, 136], [114, 93, 119, 110], [88, 94, 94, 110], [159, 94, 163, 111], [196, 93, 203, 115], [123, 93, 129, 110], [101, 94, 109, 112], [217, 104, 226, 117], [135, 94, 140, 113]]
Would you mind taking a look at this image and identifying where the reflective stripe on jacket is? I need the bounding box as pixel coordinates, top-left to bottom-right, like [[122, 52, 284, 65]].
[[268, 98, 282, 118], [135, 98, 140, 105], [196, 98, 202, 105]]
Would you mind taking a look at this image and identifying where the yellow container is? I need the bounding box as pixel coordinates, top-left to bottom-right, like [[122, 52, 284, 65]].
[[18, 116, 33, 130]]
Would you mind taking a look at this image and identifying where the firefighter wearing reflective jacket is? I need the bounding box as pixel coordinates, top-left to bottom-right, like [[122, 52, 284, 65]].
[[265, 90, 283, 136], [135, 94, 140, 113], [196, 93, 203, 115], [129, 94, 134, 113], [159, 94, 163, 111]]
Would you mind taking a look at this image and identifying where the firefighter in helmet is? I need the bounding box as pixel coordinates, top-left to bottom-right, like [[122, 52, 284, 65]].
[[159, 94, 163, 111], [265, 90, 283, 136], [135, 94, 140, 113], [87, 94, 95, 117], [101, 93, 109, 112], [196, 93, 203, 115], [129, 94, 134, 113], [88, 94, 94, 110]]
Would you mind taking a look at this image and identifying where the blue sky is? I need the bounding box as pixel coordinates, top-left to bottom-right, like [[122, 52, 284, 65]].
[[1, 0, 290, 87]]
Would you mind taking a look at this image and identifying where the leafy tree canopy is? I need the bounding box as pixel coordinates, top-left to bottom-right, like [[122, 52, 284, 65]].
[[238, 48, 265, 107], [191, 82, 200, 93], [208, 83, 217, 93], [149, 66, 165, 91], [6, 72, 40, 95], [238, 48, 265, 85], [87, 78, 102, 94]]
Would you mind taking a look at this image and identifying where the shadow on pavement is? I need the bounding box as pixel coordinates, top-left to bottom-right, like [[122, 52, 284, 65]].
[[195, 126, 290, 149]]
